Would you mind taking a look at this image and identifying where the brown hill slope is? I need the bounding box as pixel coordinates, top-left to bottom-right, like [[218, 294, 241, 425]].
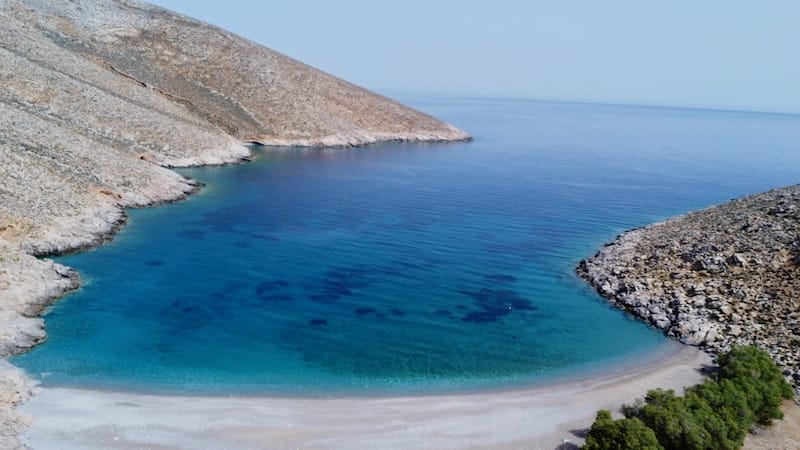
[[1, 0, 469, 253], [7, 0, 469, 146]]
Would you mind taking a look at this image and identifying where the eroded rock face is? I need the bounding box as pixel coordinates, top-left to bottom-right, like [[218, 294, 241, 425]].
[[0, 241, 79, 448], [578, 185, 800, 395]]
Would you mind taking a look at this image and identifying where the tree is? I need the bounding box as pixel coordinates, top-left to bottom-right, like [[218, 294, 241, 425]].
[[715, 345, 793, 424], [688, 378, 753, 445], [583, 410, 663, 450], [581, 346, 793, 450], [633, 389, 715, 450]]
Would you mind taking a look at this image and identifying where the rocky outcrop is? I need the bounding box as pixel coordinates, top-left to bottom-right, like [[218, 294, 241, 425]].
[[0, 0, 470, 444], [0, 241, 79, 448], [579, 185, 800, 395]]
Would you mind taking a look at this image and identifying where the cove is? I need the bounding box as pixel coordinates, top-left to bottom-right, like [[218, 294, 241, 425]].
[[13, 97, 800, 396]]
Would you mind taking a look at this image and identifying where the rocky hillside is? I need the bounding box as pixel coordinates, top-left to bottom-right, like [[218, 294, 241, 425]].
[[1, 0, 469, 250], [0, 0, 469, 443], [579, 185, 800, 395]]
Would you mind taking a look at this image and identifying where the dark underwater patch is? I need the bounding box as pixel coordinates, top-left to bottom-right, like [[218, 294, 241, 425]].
[[304, 266, 377, 303], [145, 260, 164, 267], [458, 288, 537, 323], [255, 279, 290, 296], [354, 307, 377, 316], [309, 318, 328, 326], [461, 311, 499, 323], [261, 294, 292, 302]]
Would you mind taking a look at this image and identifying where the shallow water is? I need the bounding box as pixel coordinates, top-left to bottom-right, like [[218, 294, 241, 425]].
[[14, 97, 800, 395]]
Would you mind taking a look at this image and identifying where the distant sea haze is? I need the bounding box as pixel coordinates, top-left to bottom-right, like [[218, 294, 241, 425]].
[[14, 97, 800, 395]]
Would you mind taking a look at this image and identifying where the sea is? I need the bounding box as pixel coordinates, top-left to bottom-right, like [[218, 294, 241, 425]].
[[12, 96, 800, 396]]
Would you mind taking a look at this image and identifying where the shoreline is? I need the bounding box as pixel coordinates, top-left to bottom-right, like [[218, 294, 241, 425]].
[[577, 184, 800, 396], [15, 338, 694, 401], [19, 344, 711, 449]]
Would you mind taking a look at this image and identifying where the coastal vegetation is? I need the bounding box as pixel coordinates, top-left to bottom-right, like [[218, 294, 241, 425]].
[[583, 346, 793, 450]]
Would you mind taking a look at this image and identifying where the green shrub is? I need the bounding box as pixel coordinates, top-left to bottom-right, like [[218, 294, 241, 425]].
[[715, 345, 793, 423], [583, 410, 663, 450], [581, 346, 793, 450], [687, 378, 753, 444], [632, 388, 724, 450]]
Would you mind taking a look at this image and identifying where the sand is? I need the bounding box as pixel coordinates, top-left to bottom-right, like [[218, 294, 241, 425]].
[[18, 344, 711, 450], [743, 400, 800, 450]]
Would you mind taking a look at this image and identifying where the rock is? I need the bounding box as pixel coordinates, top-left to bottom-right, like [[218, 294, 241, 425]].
[[577, 183, 800, 396], [692, 296, 707, 307], [726, 253, 748, 268], [651, 313, 671, 329]]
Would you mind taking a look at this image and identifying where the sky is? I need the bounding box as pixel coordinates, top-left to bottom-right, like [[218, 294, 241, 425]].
[[149, 1, 799, 114]]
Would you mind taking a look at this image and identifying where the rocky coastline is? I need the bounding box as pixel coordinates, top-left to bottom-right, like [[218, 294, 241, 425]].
[[0, 0, 469, 446], [578, 184, 800, 397]]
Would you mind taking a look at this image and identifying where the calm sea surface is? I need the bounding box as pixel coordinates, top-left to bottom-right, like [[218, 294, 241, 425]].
[[13, 97, 800, 395]]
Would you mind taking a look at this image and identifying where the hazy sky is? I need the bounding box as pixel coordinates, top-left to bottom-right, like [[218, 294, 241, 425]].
[[149, 1, 799, 113]]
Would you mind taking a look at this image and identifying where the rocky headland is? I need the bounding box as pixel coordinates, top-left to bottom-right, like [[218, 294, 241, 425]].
[[0, 0, 468, 445], [579, 184, 800, 397]]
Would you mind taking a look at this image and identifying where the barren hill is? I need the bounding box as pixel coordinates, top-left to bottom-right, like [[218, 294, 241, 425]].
[[2, 0, 469, 251]]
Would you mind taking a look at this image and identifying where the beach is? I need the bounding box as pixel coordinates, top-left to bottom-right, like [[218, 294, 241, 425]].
[[3, 1, 798, 449], [19, 344, 710, 449]]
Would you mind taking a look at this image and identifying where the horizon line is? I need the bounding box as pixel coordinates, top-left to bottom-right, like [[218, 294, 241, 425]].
[[377, 89, 800, 118]]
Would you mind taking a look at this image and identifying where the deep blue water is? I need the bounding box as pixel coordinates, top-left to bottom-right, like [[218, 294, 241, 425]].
[[13, 97, 800, 395]]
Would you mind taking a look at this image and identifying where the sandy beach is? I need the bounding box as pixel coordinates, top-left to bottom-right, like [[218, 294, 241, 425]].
[[19, 344, 710, 450]]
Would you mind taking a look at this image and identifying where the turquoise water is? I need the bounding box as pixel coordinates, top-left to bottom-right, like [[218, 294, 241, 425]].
[[13, 97, 800, 395]]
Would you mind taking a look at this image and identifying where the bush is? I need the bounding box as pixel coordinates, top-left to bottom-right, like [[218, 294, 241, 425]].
[[631, 388, 732, 450], [582, 410, 663, 450], [687, 379, 752, 445], [581, 346, 793, 450], [715, 345, 793, 423]]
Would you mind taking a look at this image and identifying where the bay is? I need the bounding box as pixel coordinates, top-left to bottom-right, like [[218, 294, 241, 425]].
[[13, 97, 800, 395]]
